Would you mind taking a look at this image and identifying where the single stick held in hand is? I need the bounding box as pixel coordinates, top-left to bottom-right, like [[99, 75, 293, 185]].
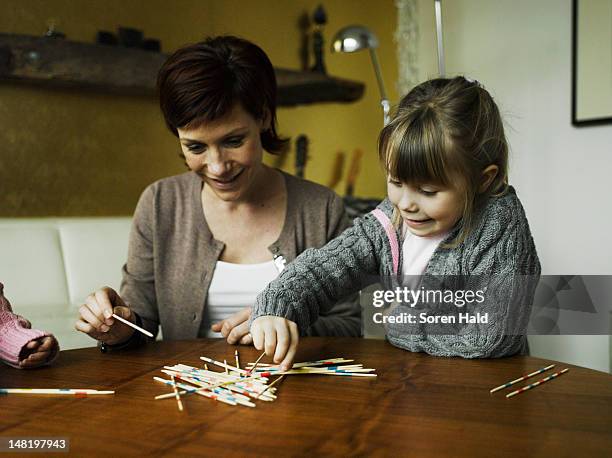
[[112, 313, 153, 338], [235, 350, 240, 371]]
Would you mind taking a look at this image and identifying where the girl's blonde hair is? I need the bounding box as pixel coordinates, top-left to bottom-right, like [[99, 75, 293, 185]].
[[378, 76, 509, 246]]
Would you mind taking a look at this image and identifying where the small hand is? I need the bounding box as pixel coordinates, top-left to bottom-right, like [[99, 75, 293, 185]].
[[19, 336, 59, 368], [211, 307, 253, 345], [250, 316, 298, 371], [74, 287, 135, 345]]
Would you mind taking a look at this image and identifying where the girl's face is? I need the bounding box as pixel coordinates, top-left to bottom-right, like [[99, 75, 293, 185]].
[[387, 177, 465, 237], [177, 103, 268, 202]]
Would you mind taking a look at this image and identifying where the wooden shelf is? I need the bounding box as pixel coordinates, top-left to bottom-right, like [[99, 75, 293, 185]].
[[0, 33, 364, 106]]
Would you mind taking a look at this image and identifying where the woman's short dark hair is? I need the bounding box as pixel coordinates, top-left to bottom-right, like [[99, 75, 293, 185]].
[[157, 35, 288, 154]]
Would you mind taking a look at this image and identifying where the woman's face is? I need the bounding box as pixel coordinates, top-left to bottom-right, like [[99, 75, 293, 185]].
[[178, 104, 268, 202]]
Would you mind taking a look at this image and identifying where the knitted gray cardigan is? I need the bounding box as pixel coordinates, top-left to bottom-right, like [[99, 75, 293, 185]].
[[253, 187, 541, 358]]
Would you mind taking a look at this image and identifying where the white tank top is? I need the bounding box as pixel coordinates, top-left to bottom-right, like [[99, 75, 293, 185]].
[[401, 223, 448, 289], [201, 260, 280, 338]]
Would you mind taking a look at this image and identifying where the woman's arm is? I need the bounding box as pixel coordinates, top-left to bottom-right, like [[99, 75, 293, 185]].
[[250, 215, 383, 369], [119, 185, 160, 338], [75, 184, 161, 348], [74, 187, 160, 348]]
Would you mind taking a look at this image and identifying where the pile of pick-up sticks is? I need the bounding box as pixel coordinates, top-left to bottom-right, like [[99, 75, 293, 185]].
[[154, 350, 376, 410]]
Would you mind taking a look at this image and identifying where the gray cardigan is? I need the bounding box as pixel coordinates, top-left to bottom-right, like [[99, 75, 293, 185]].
[[120, 170, 360, 341], [253, 187, 541, 358]]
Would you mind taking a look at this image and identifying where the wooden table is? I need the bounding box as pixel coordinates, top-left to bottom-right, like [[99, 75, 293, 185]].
[[1, 338, 611, 457]]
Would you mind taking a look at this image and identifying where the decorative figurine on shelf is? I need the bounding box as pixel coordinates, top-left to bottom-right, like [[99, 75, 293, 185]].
[[311, 4, 327, 74], [44, 18, 65, 39]]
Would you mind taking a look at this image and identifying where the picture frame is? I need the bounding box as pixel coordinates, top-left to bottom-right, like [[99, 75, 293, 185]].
[[571, 0, 612, 126]]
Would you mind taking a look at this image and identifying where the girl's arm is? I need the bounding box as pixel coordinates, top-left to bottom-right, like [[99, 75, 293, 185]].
[[250, 214, 384, 368], [306, 193, 361, 338], [253, 214, 382, 331]]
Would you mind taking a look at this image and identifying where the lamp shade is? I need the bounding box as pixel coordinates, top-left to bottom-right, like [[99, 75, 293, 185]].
[[331, 25, 379, 53]]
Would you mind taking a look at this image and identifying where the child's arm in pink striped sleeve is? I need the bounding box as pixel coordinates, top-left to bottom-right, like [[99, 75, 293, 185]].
[[0, 282, 59, 368]]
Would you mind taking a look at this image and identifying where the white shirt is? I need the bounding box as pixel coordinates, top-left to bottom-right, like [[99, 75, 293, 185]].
[[202, 260, 280, 338], [401, 224, 448, 288]]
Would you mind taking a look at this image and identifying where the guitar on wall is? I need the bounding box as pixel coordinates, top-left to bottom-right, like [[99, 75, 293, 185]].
[[327, 151, 346, 191], [345, 148, 364, 196], [343, 148, 381, 219], [295, 135, 308, 179]]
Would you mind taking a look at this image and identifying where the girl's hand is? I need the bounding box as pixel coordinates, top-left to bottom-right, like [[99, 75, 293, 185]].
[[250, 316, 298, 371], [19, 336, 59, 368], [211, 307, 253, 345], [74, 287, 135, 345]]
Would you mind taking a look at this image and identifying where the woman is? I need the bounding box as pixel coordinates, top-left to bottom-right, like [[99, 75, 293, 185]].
[[75, 36, 360, 349]]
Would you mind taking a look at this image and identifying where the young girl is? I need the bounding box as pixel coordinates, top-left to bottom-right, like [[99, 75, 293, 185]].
[[0, 283, 59, 368], [249, 77, 541, 369]]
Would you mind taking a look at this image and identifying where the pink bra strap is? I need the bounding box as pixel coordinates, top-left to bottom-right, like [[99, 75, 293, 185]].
[[371, 209, 399, 275]]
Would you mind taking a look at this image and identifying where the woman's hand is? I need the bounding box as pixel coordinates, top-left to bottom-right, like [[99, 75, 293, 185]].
[[211, 307, 253, 345], [74, 287, 135, 345], [19, 336, 59, 368], [250, 316, 298, 371]]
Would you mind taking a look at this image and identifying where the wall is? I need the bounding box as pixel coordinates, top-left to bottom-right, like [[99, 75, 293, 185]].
[[414, 0, 611, 372], [0, 0, 398, 216], [0, 0, 213, 215]]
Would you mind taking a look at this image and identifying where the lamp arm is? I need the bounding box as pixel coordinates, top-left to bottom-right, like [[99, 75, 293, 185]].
[[368, 47, 387, 100], [368, 48, 390, 125]]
